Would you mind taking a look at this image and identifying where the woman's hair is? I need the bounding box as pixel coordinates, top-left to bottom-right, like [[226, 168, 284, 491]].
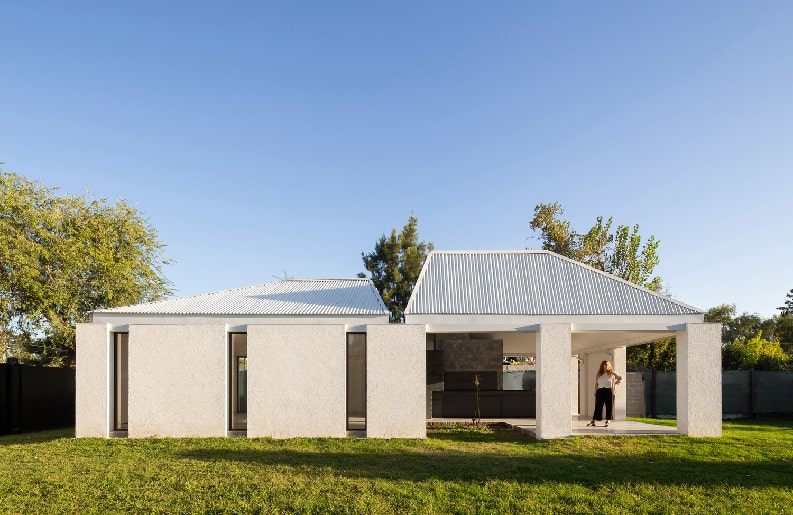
[[597, 360, 614, 377]]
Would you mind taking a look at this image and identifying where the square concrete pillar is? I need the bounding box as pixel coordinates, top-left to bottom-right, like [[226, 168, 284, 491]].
[[612, 346, 627, 421], [536, 324, 572, 439], [128, 325, 227, 438], [677, 323, 722, 437], [247, 325, 347, 438], [75, 323, 112, 437], [366, 324, 426, 438]]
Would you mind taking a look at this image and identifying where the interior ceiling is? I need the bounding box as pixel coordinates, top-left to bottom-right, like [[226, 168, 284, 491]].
[[572, 331, 674, 354]]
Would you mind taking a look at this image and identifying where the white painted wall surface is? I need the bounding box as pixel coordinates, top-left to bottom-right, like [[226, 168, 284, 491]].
[[677, 323, 722, 437], [366, 324, 426, 438], [536, 324, 572, 439], [75, 323, 111, 437], [128, 325, 227, 437], [247, 325, 347, 438]]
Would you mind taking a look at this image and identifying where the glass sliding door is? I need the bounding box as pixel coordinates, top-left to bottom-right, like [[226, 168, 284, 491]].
[[114, 333, 129, 431], [346, 333, 366, 430], [229, 333, 247, 430]]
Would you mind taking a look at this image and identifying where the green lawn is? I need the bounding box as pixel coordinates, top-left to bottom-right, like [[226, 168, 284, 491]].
[[1, 418, 791, 514]]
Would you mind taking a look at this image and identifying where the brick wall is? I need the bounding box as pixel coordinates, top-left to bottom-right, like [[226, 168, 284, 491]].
[[626, 372, 645, 418]]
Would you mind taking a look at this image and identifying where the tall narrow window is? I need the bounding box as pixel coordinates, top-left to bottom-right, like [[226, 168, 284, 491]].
[[229, 333, 247, 430], [346, 333, 366, 430], [237, 357, 247, 413], [114, 333, 129, 431]]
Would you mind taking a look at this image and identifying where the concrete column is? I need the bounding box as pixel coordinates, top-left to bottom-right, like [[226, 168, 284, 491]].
[[75, 323, 111, 437], [366, 324, 426, 438], [612, 346, 627, 421], [677, 323, 722, 437], [128, 325, 227, 438], [247, 325, 347, 438], [536, 324, 572, 439]]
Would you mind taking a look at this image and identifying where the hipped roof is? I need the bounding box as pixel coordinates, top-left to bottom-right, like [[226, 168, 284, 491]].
[[405, 250, 702, 316], [94, 279, 389, 316]]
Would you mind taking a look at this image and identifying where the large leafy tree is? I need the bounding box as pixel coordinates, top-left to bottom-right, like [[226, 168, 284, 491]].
[[1, 171, 172, 366], [530, 202, 661, 290], [360, 214, 433, 323]]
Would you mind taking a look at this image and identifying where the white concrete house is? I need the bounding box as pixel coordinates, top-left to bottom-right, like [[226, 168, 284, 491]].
[[75, 250, 721, 440]]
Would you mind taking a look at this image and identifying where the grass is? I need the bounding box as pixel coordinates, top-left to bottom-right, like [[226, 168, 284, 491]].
[[1, 418, 792, 514]]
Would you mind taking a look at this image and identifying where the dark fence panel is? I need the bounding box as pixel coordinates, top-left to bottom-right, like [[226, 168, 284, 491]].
[[638, 370, 793, 419], [753, 371, 793, 414], [0, 364, 75, 435]]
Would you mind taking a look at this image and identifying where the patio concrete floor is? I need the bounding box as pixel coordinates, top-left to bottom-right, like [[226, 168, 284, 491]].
[[427, 417, 678, 438]]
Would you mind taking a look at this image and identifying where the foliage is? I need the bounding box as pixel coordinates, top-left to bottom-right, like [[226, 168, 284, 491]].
[[705, 303, 793, 369], [529, 202, 661, 291], [722, 332, 789, 371], [0, 171, 172, 365], [774, 313, 793, 351], [2, 419, 793, 513], [361, 214, 433, 323], [626, 338, 677, 372]]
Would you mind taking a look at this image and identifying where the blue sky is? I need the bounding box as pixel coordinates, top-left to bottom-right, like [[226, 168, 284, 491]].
[[2, 1, 791, 318]]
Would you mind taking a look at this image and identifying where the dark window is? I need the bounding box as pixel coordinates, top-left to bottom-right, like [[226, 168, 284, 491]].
[[346, 333, 366, 430]]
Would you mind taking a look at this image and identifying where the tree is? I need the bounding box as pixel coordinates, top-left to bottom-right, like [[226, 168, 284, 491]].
[[625, 338, 677, 372], [1, 170, 172, 366], [529, 202, 661, 290], [778, 288, 793, 315], [360, 214, 433, 323]]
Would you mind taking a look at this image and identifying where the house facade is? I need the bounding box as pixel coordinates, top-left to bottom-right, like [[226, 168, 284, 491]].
[[75, 251, 722, 440]]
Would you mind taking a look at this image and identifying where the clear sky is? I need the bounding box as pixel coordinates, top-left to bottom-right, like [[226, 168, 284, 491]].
[[2, 1, 791, 318]]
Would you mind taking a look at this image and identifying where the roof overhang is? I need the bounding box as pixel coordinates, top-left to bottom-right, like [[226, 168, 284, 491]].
[[92, 312, 390, 333], [406, 313, 704, 336]]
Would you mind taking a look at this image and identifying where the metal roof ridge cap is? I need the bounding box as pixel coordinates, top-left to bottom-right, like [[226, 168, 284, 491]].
[[427, 249, 551, 255]]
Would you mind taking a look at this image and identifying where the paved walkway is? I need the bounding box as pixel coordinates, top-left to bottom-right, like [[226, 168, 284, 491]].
[[428, 417, 678, 438]]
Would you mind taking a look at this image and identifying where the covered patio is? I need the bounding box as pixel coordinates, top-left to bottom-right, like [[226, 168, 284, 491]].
[[406, 250, 722, 440], [428, 417, 679, 437]]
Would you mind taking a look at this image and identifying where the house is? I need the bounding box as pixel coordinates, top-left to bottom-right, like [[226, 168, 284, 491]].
[[75, 250, 721, 439]]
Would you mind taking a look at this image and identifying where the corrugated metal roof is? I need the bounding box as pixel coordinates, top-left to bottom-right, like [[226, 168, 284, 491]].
[[94, 279, 389, 316], [405, 251, 702, 316]]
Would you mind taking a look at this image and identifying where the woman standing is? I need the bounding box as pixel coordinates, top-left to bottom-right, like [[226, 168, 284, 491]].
[[587, 360, 623, 427]]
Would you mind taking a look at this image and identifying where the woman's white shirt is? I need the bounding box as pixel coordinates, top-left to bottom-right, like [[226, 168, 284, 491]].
[[596, 373, 614, 389]]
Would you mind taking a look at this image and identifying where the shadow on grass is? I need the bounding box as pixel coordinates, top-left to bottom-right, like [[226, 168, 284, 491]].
[[0, 427, 74, 445], [175, 424, 793, 488]]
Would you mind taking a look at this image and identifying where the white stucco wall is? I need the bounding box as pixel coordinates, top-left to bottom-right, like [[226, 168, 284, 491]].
[[247, 325, 347, 438], [536, 324, 572, 439], [128, 324, 227, 437], [677, 323, 722, 437], [75, 323, 111, 437], [366, 324, 426, 438]]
